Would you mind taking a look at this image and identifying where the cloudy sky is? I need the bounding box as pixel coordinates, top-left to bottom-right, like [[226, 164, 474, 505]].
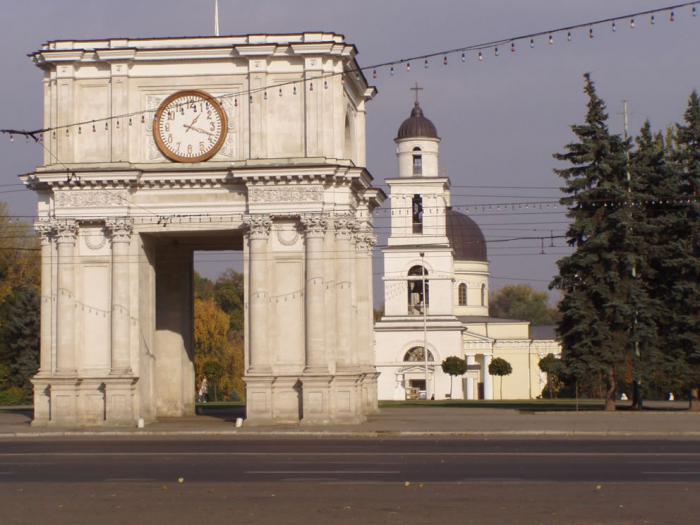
[[1, 0, 698, 303]]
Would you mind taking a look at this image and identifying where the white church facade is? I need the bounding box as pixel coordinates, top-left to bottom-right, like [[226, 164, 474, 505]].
[[374, 99, 560, 401]]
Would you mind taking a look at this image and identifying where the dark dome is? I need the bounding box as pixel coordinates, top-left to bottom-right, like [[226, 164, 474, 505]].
[[446, 209, 487, 262], [396, 102, 439, 140]]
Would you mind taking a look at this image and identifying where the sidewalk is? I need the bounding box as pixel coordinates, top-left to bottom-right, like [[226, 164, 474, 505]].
[[1, 404, 699, 438]]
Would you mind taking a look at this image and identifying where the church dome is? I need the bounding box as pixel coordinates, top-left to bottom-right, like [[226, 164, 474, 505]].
[[446, 209, 487, 262], [396, 101, 439, 140]]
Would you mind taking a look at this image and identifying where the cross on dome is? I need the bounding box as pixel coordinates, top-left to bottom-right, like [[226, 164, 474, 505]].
[[410, 82, 424, 104]]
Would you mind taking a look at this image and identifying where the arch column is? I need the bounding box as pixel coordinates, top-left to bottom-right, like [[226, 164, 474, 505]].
[[301, 214, 328, 372], [34, 221, 55, 375], [245, 214, 272, 373], [465, 354, 476, 400], [106, 218, 133, 375], [483, 354, 493, 400], [55, 220, 78, 375], [334, 216, 356, 369]]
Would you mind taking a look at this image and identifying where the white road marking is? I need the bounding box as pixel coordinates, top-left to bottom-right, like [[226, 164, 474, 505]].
[[245, 470, 400, 475], [1, 451, 699, 458], [643, 471, 700, 475]]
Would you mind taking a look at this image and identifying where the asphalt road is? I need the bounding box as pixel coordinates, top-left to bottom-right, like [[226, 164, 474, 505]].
[[1, 437, 699, 524]]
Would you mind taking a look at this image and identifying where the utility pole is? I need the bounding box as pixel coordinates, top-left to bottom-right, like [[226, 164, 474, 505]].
[[622, 100, 643, 410], [420, 252, 429, 400]]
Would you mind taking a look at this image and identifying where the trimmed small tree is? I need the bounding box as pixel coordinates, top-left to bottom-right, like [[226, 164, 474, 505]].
[[488, 357, 513, 400], [441, 356, 468, 399], [538, 353, 564, 399]]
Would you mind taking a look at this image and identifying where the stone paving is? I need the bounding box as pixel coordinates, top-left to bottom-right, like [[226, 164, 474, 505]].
[[1, 403, 699, 437]]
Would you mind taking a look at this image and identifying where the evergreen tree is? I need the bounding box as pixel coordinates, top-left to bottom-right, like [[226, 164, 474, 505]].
[[551, 74, 642, 411], [671, 91, 700, 409], [0, 286, 40, 399], [630, 123, 683, 399]]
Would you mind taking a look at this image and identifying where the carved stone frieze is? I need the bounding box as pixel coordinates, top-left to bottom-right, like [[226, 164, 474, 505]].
[[244, 214, 273, 240], [249, 186, 323, 204], [54, 190, 129, 208], [300, 214, 328, 238]]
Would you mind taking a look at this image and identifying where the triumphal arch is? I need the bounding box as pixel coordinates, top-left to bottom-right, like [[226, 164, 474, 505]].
[[23, 33, 384, 426]]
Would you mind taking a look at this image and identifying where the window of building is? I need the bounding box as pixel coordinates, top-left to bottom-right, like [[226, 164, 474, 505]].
[[412, 147, 422, 175], [412, 194, 423, 234], [458, 283, 467, 306], [407, 265, 429, 314], [481, 283, 486, 306], [403, 346, 434, 362]]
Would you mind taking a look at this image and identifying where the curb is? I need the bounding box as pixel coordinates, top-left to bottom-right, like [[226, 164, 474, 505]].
[[2, 429, 700, 439]]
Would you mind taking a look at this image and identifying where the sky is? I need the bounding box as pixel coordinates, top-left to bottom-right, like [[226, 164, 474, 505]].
[[1, 0, 698, 305]]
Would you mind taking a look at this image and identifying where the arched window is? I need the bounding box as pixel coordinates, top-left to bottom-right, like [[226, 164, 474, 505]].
[[344, 113, 353, 160], [412, 194, 423, 234], [481, 283, 487, 307], [403, 346, 434, 362], [412, 147, 422, 175], [407, 265, 429, 314], [458, 283, 467, 306]]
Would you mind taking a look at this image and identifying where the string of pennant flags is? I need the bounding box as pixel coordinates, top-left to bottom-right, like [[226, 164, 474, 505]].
[[0, 1, 698, 142]]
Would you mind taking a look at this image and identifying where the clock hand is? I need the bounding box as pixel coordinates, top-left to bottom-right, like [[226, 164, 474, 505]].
[[183, 112, 201, 133], [183, 124, 216, 137]]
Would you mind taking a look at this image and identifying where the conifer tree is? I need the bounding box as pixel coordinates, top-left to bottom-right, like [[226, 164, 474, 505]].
[[0, 286, 40, 399], [551, 74, 639, 411], [671, 91, 700, 409]]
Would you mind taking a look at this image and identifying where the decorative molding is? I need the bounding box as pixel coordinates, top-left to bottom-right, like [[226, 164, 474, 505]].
[[244, 214, 273, 240], [83, 229, 108, 250], [300, 214, 328, 238], [105, 218, 134, 242], [249, 186, 323, 204], [276, 225, 300, 246], [54, 190, 129, 208]]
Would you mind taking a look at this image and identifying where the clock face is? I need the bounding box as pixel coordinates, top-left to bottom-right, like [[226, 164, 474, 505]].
[[153, 90, 228, 163]]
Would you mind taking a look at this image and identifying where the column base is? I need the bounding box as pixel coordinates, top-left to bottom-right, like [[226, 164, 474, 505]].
[[30, 374, 138, 427]]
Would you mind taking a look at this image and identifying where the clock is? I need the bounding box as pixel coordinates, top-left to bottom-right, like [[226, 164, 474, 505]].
[[153, 90, 228, 163]]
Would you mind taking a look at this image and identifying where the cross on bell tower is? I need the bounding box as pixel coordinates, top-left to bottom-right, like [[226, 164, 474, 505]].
[[410, 82, 423, 104]]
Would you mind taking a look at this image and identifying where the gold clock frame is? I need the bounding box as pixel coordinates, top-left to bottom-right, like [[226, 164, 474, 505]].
[[153, 89, 228, 163]]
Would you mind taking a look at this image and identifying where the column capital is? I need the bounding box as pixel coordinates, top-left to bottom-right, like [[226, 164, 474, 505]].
[[105, 217, 134, 242], [301, 214, 328, 238], [244, 214, 273, 240], [55, 220, 78, 243], [34, 219, 55, 244], [333, 216, 357, 240], [354, 230, 377, 254]]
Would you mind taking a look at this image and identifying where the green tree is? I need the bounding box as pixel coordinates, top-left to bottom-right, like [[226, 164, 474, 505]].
[[671, 91, 700, 410], [489, 284, 558, 325], [441, 356, 467, 398], [538, 353, 565, 399], [550, 74, 639, 411], [488, 357, 512, 400], [213, 269, 244, 333]]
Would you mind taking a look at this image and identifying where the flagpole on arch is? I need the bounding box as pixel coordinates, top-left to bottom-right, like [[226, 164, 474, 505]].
[[214, 0, 220, 36]]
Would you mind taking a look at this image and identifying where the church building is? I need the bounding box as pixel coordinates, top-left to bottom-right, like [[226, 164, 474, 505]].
[[374, 96, 560, 401]]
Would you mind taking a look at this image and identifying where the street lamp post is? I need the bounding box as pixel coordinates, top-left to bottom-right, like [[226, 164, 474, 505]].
[[420, 252, 429, 400]]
